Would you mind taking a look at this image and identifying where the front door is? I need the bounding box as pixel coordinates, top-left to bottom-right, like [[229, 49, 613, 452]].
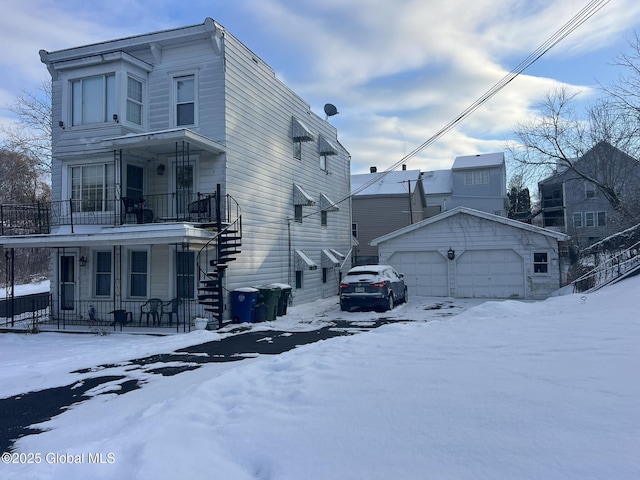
[[59, 255, 76, 311]]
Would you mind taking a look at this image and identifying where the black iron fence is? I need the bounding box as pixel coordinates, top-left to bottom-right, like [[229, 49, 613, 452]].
[[1, 296, 211, 332], [1, 192, 218, 235]]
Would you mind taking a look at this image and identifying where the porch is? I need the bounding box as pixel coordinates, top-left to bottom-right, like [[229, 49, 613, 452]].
[[1, 296, 212, 334]]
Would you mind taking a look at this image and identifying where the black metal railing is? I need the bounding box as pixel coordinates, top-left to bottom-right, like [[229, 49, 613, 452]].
[[1, 193, 219, 235], [33, 297, 208, 332]]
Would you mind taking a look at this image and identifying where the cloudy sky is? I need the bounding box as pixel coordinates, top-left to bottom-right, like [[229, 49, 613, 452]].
[[1, 0, 639, 175]]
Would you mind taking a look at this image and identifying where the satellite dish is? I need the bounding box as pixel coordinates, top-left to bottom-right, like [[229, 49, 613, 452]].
[[324, 103, 339, 119]]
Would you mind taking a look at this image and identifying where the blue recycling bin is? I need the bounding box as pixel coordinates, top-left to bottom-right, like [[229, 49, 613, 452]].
[[231, 287, 260, 323]]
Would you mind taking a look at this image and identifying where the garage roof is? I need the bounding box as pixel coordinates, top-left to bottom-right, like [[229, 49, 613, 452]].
[[370, 207, 570, 246]]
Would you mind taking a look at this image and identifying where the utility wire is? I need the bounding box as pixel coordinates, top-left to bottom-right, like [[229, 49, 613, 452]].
[[318, 0, 611, 215]]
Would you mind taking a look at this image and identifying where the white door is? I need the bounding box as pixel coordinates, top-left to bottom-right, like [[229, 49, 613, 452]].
[[388, 251, 448, 297], [456, 249, 525, 298]]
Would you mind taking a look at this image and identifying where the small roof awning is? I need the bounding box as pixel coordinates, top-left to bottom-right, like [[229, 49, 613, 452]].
[[318, 134, 338, 155], [103, 128, 226, 156], [294, 184, 316, 206], [320, 193, 339, 212], [295, 249, 318, 270], [329, 248, 346, 261], [292, 117, 314, 142], [321, 249, 340, 268]]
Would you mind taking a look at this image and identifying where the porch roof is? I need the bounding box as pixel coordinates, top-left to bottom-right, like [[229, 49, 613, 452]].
[[0, 223, 216, 249], [102, 128, 226, 156]]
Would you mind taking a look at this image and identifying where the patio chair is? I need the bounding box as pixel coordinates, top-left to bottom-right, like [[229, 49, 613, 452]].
[[139, 298, 162, 326], [161, 298, 182, 326], [122, 197, 153, 224]]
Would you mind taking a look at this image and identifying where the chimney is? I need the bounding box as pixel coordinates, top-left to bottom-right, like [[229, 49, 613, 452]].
[[370, 166, 377, 173], [402, 164, 406, 171]]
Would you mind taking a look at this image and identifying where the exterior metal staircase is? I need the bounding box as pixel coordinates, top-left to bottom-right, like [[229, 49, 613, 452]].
[[196, 187, 242, 328], [572, 240, 640, 293]]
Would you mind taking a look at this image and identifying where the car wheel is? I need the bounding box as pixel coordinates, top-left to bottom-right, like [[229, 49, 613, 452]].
[[402, 287, 408, 304], [384, 293, 394, 311]]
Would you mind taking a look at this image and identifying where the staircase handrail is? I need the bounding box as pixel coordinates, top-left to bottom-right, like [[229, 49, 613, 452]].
[[572, 240, 640, 293]]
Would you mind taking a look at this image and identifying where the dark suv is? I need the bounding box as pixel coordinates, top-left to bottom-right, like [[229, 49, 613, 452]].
[[339, 265, 408, 312]]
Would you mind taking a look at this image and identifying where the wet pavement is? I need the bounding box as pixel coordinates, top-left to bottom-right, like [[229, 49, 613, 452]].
[[0, 318, 402, 453]]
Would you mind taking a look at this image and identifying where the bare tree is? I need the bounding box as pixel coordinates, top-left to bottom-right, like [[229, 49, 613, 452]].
[[510, 85, 639, 222], [601, 31, 640, 120], [0, 80, 52, 175]]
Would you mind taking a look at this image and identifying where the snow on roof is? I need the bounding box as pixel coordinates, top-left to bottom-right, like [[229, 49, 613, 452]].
[[452, 152, 504, 170], [351, 170, 422, 196], [421, 169, 452, 194], [371, 206, 569, 246]]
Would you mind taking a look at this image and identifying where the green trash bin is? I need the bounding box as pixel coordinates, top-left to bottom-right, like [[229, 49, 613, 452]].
[[254, 285, 281, 321], [270, 283, 292, 316]]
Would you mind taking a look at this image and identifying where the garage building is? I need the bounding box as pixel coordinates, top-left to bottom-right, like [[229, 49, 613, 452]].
[[371, 207, 569, 300]]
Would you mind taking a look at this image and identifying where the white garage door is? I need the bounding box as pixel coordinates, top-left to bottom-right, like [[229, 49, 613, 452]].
[[388, 251, 448, 297], [456, 249, 525, 299]]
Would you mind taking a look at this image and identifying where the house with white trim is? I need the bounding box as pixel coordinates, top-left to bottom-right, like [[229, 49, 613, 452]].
[[0, 18, 352, 330]]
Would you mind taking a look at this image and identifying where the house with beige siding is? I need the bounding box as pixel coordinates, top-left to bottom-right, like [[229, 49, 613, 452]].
[[0, 18, 351, 330]]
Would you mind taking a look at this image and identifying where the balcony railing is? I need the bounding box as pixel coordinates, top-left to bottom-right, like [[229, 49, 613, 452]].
[[1, 192, 218, 236]]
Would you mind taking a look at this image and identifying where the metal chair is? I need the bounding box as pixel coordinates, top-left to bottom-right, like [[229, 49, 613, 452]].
[[139, 298, 162, 325], [161, 298, 182, 326]]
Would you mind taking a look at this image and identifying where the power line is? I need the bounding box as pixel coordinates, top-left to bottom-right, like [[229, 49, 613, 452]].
[[333, 0, 611, 208]]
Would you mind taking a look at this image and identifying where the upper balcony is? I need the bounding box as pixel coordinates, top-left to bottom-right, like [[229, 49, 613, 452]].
[[0, 192, 218, 236]]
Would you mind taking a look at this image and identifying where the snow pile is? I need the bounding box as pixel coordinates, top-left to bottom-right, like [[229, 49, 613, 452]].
[[1, 277, 639, 479]]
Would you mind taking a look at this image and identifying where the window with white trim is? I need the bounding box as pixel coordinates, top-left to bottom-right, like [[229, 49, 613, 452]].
[[71, 74, 115, 126], [129, 250, 148, 297], [585, 182, 596, 199], [585, 212, 595, 227], [573, 212, 583, 228], [464, 170, 490, 185], [126, 76, 143, 125], [94, 251, 112, 297], [175, 75, 195, 126], [533, 252, 548, 274], [70, 164, 115, 212]]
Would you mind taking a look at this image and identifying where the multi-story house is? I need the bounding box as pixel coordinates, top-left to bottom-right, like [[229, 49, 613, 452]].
[[0, 18, 352, 330], [422, 152, 508, 217], [351, 167, 426, 265], [538, 142, 640, 249]]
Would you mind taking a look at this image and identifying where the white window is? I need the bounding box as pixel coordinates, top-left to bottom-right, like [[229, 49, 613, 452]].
[[573, 212, 583, 228], [72, 74, 115, 126], [294, 205, 303, 223], [175, 75, 195, 126], [126, 76, 143, 125], [352, 223, 358, 238], [464, 170, 490, 185], [293, 140, 302, 160], [321, 210, 328, 227], [585, 212, 595, 227], [94, 251, 112, 297], [129, 250, 148, 298], [533, 252, 548, 274], [70, 164, 115, 212], [320, 154, 327, 171]]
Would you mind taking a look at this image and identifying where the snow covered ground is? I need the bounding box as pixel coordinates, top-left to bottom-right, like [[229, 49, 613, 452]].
[[1, 277, 639, 479]]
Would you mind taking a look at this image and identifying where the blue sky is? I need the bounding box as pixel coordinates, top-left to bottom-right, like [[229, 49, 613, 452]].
[[1, 0, 639, 176]]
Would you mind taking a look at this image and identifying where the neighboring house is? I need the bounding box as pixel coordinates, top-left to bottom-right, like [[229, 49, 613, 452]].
[[538, 142, 640, 249], [0, 18, 352, 330], [351, 167, 426, 265], [422, 152, 508, 218], [371, 207, 569, 300]]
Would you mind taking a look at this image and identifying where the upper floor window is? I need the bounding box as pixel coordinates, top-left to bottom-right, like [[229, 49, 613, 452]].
[[72, 74, 115, 126], [175, 75, 195, 126], [70, 164, 114, 212], [464, 170, 489, 185], [126, 76, 143, 125], [585, 182, 596, 199]]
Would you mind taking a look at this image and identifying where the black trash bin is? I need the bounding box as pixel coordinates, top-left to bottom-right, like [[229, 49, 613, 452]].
[[270, 283, 292, 316], [231, 288, 260, 323], [254, 285, 281, 321]]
